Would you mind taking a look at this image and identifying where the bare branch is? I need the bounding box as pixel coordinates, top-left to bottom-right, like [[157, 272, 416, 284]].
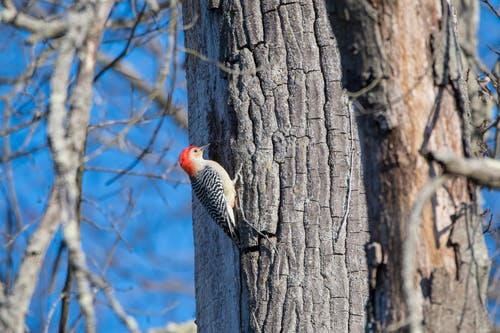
[[403, 175, 448, 333], [0, 187, 61, 332], [0, 5, 67, 41], [430, 150, 500, 188]]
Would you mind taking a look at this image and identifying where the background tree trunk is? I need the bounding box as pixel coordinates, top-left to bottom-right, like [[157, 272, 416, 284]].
[[329, 0, 490, 332], [182, 0, 490, 332]]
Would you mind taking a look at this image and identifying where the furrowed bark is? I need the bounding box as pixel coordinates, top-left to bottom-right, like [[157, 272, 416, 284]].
[[182, 1, 369, 332], [329, 1, 490, 331]]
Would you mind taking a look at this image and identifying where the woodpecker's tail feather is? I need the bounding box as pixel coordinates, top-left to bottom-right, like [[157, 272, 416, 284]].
[[225, 203, 239, 243]]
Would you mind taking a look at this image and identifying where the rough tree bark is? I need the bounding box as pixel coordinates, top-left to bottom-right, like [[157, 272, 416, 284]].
[[182, 0, 490, 332], [182, 1, 368, 332], [329, 0, 490, 332]]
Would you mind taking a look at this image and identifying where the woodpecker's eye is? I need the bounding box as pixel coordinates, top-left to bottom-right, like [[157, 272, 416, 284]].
[[193, 149, 199, 153]]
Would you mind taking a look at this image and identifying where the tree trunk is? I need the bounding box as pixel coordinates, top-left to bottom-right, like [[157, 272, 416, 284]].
[[182, 0, 368, 332], [182, 0, 490, 332], [329, 0, 490, 332]]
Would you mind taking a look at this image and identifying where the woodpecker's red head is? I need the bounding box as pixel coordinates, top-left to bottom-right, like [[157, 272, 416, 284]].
[[179, 144, 209, 177]]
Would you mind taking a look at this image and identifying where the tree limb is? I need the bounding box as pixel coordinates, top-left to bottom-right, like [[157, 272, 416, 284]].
[[429, 150, 500, 188], [0, 187, 61, 333], [0, 5, 67, 42], [403, 175, 448, 333]]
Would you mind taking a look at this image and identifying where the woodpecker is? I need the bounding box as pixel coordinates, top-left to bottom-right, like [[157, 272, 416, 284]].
[[179, 144, 238, 243]]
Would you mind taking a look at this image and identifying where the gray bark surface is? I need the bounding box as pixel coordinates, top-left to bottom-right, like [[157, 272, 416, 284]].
[[182, 0, 369, 332]]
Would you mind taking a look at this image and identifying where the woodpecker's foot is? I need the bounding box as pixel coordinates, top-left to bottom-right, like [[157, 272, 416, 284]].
[[232, 164, 243, 185]]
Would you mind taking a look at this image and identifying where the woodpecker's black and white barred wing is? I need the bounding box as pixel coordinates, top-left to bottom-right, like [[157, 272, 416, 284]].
[[191, 166, 238, 243]]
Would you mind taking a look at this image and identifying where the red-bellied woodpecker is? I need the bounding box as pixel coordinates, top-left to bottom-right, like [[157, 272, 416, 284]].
[[179, 144, 238, 243]]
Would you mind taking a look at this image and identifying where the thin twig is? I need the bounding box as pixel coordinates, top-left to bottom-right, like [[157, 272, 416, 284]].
[[481, 0, 500, 20], [94, 3, 146, 83], [403, 175, 448, 333], [335, 98, 354, 243], [87, 112, 164, 132], [85, 166, 187, 183], [179, 45, 270, 76], [87, 272, 140, 333], [0, 112, 45, 137], [0, 144, 46, 163], [81, 198, 133, 249], [43, 293, 66, 333], [2, 105, 23, 229], [104, 114, 168, 185], [493, 64, 500, 157], [345, 77, 382, 98]]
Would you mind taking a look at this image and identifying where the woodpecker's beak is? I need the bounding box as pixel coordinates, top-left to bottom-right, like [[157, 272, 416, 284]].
[[199, 144, 210, 151]]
